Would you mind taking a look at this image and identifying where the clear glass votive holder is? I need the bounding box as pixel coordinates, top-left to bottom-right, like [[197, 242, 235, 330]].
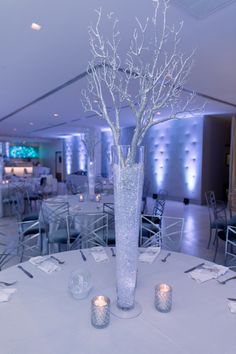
[[68, 270, 92, 300], [155, 283, 172, 313], [91, 295, 110, 328], [79, 193, 84, 202], [95, 193, 102, 202]]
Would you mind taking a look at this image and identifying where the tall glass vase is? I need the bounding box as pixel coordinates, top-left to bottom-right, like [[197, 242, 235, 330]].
[[87, 158, 95, 200], [111, 145, 144, 318]]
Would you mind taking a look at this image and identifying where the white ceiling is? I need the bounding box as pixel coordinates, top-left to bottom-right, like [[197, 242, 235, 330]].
[[0, 0, 235, 139]]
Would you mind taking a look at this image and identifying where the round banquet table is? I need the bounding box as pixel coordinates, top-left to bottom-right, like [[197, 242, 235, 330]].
[[44, 194, 114, 215], [0, 250, 236, 354]]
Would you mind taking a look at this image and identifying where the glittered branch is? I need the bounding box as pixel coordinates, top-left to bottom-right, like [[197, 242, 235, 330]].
[[82, 0, 198, 165]]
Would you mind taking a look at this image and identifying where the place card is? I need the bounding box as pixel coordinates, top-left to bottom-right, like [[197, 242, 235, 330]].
[[189, 263, 228, 283], [0, 288, 17, 302], [139, 247, 161, 263], [90, 247, 109, 262], [29, 256, 60, 273]]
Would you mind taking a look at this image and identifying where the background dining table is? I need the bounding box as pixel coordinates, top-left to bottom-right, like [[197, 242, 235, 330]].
[[0, 249, 235, 354], [45, 194, 114, 215]]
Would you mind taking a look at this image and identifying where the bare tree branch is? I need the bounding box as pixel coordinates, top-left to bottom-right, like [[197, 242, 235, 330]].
[[82, 0, 199, 165]]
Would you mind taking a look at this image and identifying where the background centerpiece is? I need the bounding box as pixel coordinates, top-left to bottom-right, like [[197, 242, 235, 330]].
[[82, 0, 197, 316], [82, 128, 100, 200]]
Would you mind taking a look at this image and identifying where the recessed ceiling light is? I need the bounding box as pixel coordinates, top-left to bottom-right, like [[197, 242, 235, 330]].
[[157, 112, 161, 115], [13, 128, 17, 131], [29, 122, 34, 126], [53, 113, 59, 117], [31, 23, 42, 31]]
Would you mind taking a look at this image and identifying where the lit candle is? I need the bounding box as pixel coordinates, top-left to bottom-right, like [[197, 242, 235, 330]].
[[91, 295, 110, 328], [95, 193, 101, 202], [155, 283, 172, 313], [79, 193, 84, 202]]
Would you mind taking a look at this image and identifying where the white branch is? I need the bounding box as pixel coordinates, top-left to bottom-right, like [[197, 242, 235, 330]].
[[82, 0, 198, 165]]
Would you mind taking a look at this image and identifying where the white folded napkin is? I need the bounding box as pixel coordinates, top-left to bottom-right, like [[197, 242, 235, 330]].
[[189, 263, 228, 283], [228, 301, 236, 313], [139, 247, 161, 264], [90, 247, 109, 262], [29, 256, 60, 273], [0, 288, 17, 302]]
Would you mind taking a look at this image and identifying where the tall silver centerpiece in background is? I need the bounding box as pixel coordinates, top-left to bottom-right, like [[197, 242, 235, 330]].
[[82, 0, 197, 317], [82, 129, 100, 200]]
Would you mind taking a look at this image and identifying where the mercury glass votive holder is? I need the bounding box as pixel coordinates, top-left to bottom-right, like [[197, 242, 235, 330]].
[[91, 295, 110, 328], [155, 283, 172, 313]]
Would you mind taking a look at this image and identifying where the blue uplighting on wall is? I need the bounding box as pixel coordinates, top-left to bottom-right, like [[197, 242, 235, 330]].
[[76, 135, 86, 171], [101, 130, 113, 178], [144, 116, 203, 203], [64, 135, 87, 175], [64, 137, 73, 175]]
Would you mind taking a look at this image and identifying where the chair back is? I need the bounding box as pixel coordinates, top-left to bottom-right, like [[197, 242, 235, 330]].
[[140, 214, 161, 247], [228, 191, 236, 218], [153, 199, 166, 218], [152, 189, 168, 217], [225, 225, 236, 268], [140, 215, 184, 252], [160, 216, 184, 252], [205, 191, 218, 224], [66, 180, 78, 195], [73, 212, 108, 249], [40, 201, 69, 234], [103, 203, 114, 229], [17, 219, 42, 261], [213, 202, 227, 224], [2, 184, 23, 216], [205, 190, 217, 207]]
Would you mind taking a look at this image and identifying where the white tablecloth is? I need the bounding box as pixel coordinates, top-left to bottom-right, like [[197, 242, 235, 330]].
[[0, 250, 236, 354]]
